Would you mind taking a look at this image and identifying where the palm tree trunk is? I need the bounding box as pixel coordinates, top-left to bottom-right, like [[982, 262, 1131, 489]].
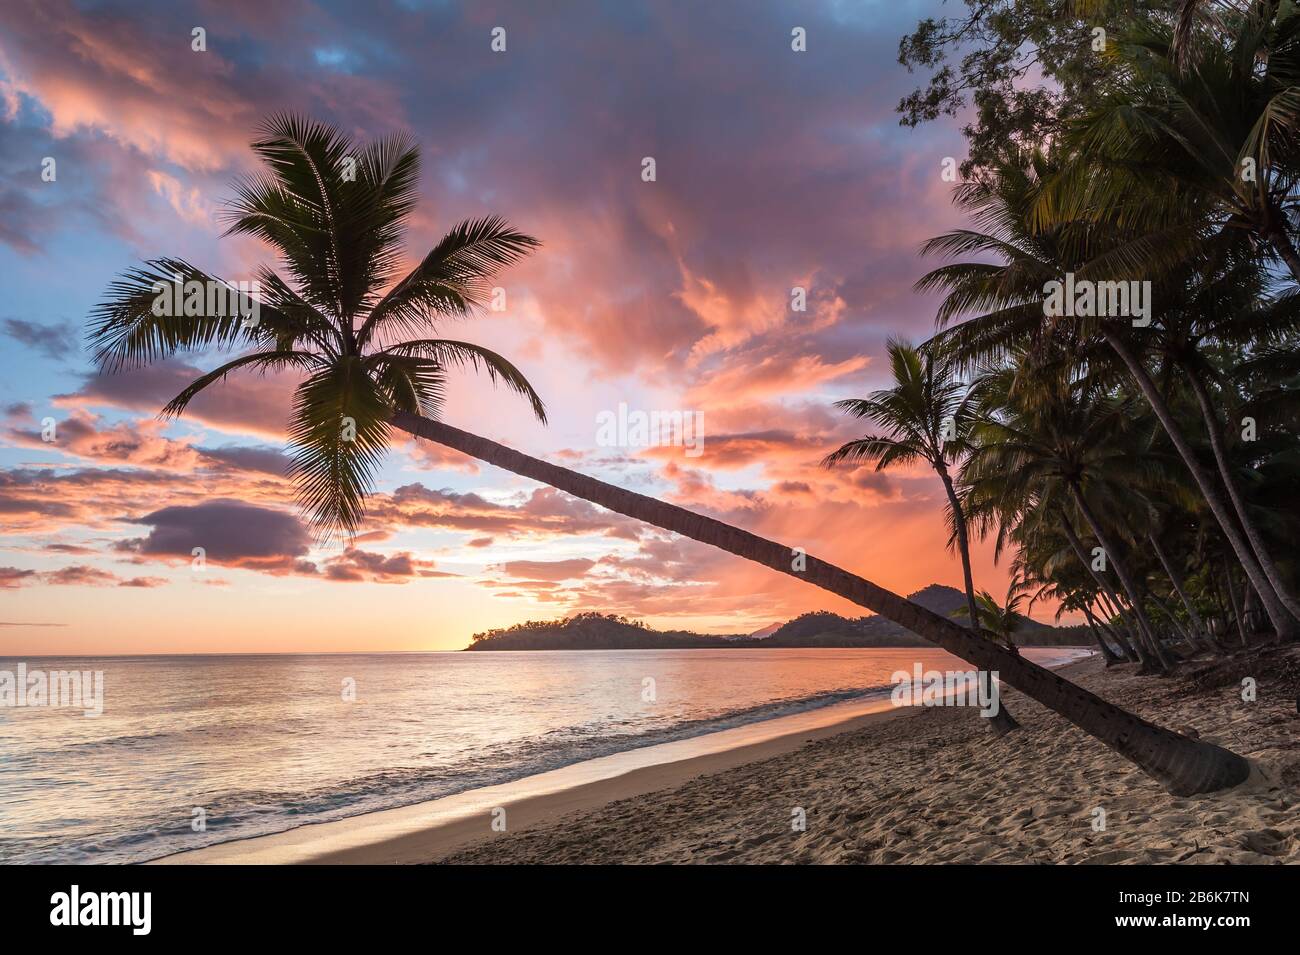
[[1096, 591, 1143, 661], [1081, 605, 1123, 665], [1088, 604, 1132, 661], [392, 411, 1250, 795], [1185, 370, 1300, 627], [1266, 223, 1300, 286], [1101, 328, 1298, 641], [1067, 483, 1174, 670], [1148, 532, 1219, 652], [1242, 576, 1259, 637], [932, 466, 1019, 736], [1225, 568, 1249, 646], [1061, 517, 1149, 667], [937, 467, 983, 636]]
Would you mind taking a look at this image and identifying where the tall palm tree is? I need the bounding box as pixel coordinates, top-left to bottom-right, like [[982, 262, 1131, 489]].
[[1037, 5, 1300, 627], [919, 151, 1300, 641], [1114, 256, 1300, 630], [1005, 497, 1140, 665], [963, 449, 1151, 669], [823, 339, 1019, 733], [87, 115, 1248, 795], [964, 358, 1182, 668]]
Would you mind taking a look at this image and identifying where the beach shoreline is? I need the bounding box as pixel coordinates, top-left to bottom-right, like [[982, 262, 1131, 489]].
[[154, 651, 1298, 865], [151, 688, 916, 864]]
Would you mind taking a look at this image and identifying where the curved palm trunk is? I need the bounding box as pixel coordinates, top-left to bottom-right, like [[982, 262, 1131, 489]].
[[936, 465, 1020, 735], [1185, 371, 1300, 627], [936, 468, 983, 635], [1097, 587, 1145, 663], [1148, 532, 1221, 653], [1087, 604, 1132, 662], [1242, 578, 1262, 637], [1101, 329, 1298, 641], [1061, 515, 1150, 668], [1068, 482, 1175, 671], [393, 412, 1250, 796], [1081, 605, 1123, 666]]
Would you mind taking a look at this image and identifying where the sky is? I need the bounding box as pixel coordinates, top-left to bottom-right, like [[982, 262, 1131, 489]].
[[0, 0, 1049, 654]]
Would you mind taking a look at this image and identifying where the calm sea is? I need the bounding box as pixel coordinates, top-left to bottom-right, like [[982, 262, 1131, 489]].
[[0, 647, 1087, 863]]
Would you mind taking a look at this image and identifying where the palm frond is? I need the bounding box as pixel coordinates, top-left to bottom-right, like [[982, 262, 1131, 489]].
[[88, 259, 271, 371], [358, 216, 540, 346], [371, 338, 547, 423], [161, 349, 322, 418], [287, 358, 393, 538]]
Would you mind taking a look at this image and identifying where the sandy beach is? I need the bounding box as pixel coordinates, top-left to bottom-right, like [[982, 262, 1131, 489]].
[[447, 652, 1300, 864], [158, 649, 1299, 865], [443, 653, 1299, 865]]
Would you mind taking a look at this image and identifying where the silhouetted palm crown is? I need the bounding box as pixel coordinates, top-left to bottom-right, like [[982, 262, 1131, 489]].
[[823, 339, 975, 473], [89, 115, 546, 537]]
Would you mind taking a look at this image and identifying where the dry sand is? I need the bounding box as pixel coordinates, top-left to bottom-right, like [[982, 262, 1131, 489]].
[[440, 652, 1299, 864]]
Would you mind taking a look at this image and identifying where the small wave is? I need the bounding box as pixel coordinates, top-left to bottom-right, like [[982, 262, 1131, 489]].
[[125, 681, 900, 863], [12, 651, 1093, 864]]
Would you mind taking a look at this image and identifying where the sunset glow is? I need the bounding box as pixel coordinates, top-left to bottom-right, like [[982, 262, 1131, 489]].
[[0, 1, 1034, 654]]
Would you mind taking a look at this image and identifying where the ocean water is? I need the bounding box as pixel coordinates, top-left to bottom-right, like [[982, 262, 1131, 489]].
[[0, 647, 1088, 863]]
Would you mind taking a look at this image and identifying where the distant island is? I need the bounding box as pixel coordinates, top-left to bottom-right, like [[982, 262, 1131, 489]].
[[465, 584, 1089, 650]]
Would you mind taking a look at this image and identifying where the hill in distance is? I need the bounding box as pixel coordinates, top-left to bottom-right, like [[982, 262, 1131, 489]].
[[465, 584, 1087, 651]]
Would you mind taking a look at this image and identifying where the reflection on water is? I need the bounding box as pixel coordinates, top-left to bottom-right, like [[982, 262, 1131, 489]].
[[0, 646, 1088, 862]]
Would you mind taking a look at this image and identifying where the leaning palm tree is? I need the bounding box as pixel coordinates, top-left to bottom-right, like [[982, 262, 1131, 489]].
[[87, 114, 1248, 795], [823, 339, 1019, 733]]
